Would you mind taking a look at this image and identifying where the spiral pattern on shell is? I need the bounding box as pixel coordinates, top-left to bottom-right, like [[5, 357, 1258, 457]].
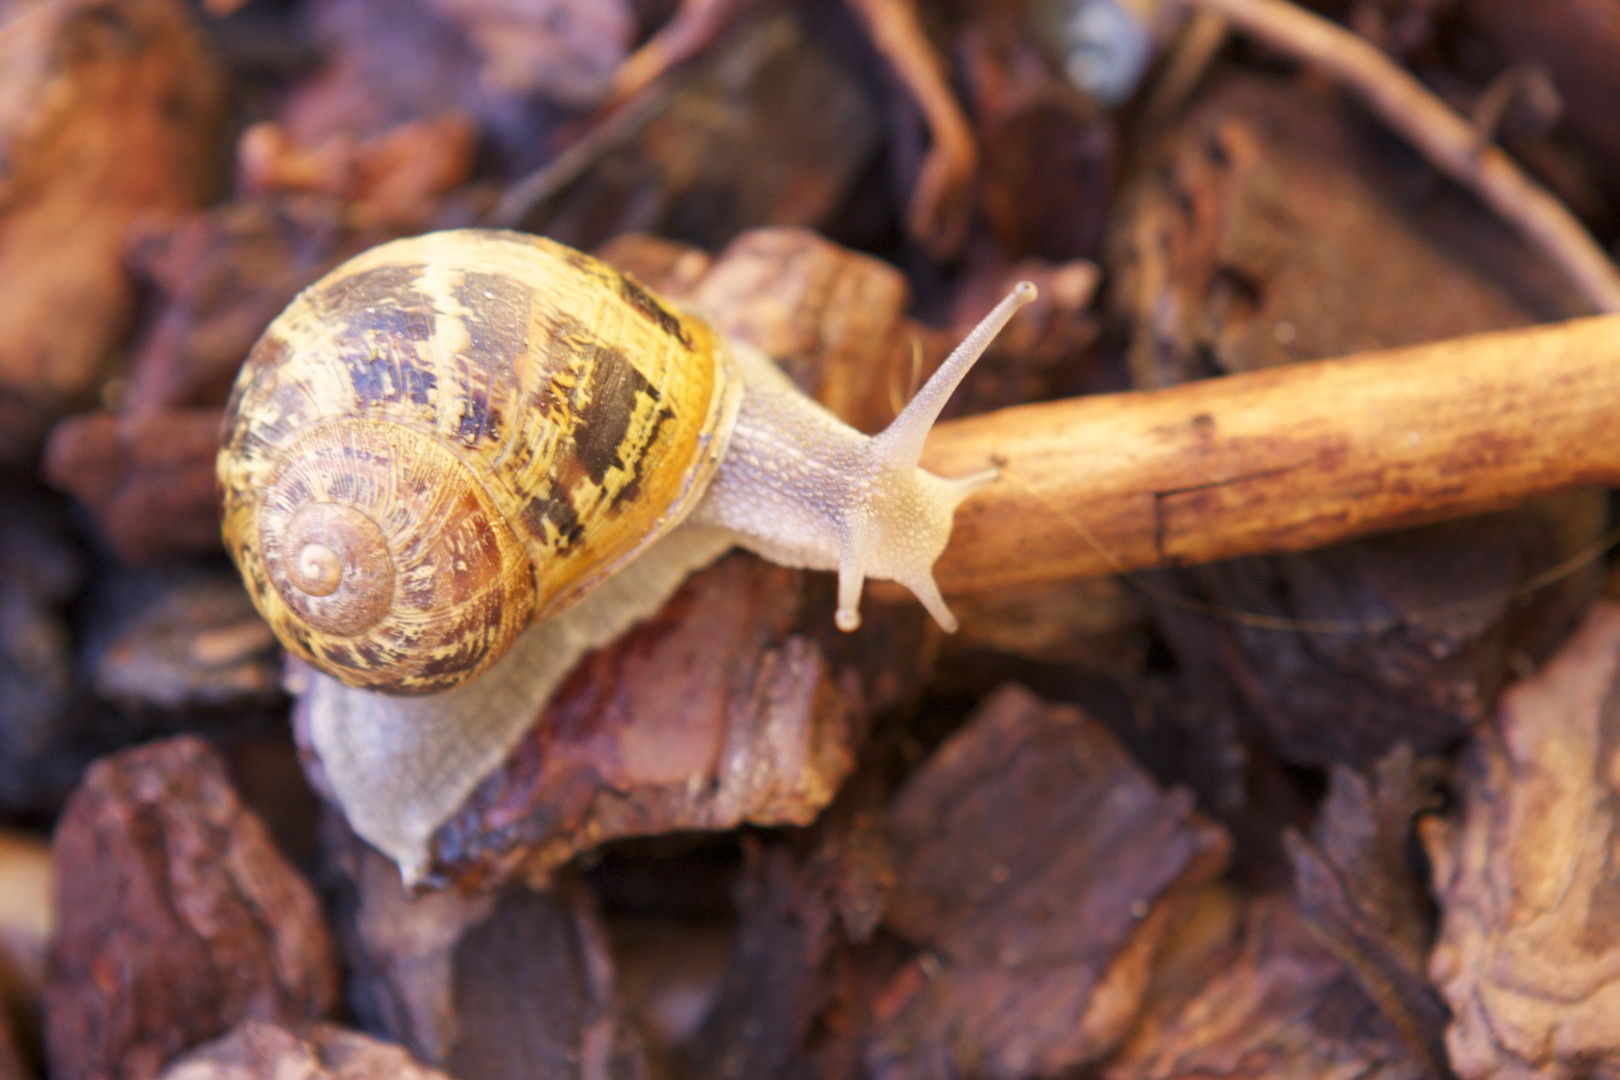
[[218, 229, 739, 695], [251, 419, 537, 693]]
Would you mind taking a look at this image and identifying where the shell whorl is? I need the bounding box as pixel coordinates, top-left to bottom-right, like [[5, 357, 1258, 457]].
[[219, 228, 739, 696], [250, 419, 536, 694]]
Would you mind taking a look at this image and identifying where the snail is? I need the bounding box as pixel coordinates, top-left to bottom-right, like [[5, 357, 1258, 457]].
[[218, 228, 1034, 881]]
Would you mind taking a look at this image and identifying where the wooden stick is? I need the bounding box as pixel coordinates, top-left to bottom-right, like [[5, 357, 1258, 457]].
[[925, 315, 1620, 596], [1171, 0, 1620, 314], [843, 0, 978, 258]]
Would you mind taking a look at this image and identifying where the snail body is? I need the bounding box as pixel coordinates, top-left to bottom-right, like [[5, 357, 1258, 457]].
[[219, 229, 1033, 880]]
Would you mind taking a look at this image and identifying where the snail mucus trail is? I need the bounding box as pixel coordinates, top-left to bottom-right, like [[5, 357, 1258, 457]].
[[218, 229, 1035, 883]]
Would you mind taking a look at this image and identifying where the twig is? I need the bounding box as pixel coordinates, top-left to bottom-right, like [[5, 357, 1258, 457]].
[[1138, 8, 1229, 129], [595, 0, 753, 115], [486, 87, 676, 230], [1168, 0, 1620, 314], [925, 314, 1620, 595], [843, 0, 979, 258]]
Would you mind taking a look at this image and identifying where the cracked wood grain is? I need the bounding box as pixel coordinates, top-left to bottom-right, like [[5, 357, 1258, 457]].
[[924, 314, 1620, 596]]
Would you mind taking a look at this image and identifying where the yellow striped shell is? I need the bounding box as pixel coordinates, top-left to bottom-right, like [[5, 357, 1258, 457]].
[[218, 229, 740, 695]]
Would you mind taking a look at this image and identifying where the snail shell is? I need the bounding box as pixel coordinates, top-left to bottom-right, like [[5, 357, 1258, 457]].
[[219, 229, 741, 695]]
